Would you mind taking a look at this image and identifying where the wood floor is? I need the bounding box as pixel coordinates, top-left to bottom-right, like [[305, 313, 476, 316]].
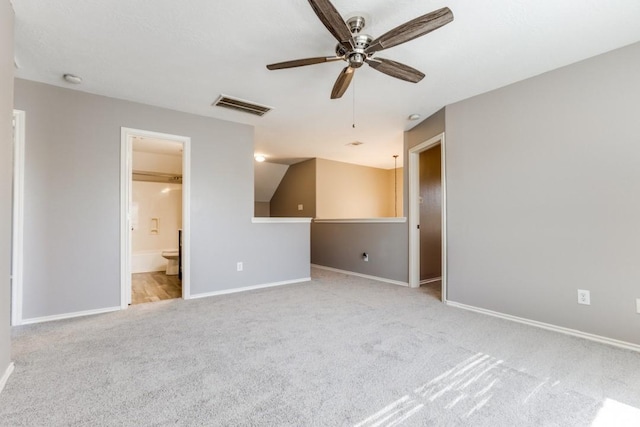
[[132, 271, 181, 305], [421, 279, 442, 300]]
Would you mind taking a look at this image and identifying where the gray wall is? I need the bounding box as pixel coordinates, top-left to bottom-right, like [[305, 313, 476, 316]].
[[445, 42, 640, 345], [270, 159, 316, 217], [405, 108, 446, 149], [0, 0, 14, 378], [14, 79, 309, 319], [311, 222, 408, 283]]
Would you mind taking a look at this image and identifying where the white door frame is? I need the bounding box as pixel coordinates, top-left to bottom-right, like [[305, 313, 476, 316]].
[[11, 110, 26, 326], [120, 127, 191, 308], [408, 132, 447, 302]]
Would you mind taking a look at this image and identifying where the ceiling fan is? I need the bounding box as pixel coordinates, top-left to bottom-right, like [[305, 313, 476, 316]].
[[266, 0, 454, 99]]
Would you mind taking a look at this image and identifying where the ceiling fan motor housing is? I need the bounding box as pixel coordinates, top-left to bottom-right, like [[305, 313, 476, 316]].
[[336, 17, 374, 68], [335, 18, 374, 69], [348, 34, 373, 68]]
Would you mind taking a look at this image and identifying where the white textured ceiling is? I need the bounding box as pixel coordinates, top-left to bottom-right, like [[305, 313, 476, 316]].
[[11, 0, 640, 169]]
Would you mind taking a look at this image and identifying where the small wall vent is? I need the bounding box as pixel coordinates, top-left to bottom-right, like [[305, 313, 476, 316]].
[[213, 95, 273, 117]]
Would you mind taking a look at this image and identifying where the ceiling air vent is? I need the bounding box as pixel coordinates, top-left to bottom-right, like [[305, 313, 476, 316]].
[[213, 95, 272, 117]]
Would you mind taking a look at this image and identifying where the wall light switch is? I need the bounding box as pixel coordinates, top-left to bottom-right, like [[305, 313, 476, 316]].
[[237, 262, 243, 272], [298, 204, 303, 211]]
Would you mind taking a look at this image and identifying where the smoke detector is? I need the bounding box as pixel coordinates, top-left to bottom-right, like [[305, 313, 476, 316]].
[[63, 74, 83, 84]]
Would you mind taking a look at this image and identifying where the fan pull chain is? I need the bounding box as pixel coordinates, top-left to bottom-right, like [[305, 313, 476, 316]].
[[352, 77, 356, 128]]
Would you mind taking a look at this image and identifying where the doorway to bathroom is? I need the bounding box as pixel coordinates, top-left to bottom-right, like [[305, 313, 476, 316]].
[[120, 128, 191, 308]]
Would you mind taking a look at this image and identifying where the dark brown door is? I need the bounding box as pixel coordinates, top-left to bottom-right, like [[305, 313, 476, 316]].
[[419, 145, 442, 281]]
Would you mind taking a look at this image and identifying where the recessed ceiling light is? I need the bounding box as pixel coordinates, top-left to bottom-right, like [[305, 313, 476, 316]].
[[255, 155, 266, 162], [408, 114, 421, 121], [346, 141, 364, 146], [63, 74, 83, 84]]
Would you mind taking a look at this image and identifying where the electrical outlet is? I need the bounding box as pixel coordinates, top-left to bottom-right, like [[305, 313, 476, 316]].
[[577, 289, 590, 305], [237, 262, 243, 272], [636, 298, 640, 314], [298, 204, 303, 211]]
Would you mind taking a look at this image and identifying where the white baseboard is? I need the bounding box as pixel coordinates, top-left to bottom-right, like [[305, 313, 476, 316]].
[[188, 277, 311, 300], [311, 264, 408, 287], [0, 362, 15, 394], [21, 306, 121, 325], [446, 300, 640, 353]]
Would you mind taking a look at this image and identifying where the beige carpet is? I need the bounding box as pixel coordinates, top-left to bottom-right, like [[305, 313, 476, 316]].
[[1, 268, 639, 426]]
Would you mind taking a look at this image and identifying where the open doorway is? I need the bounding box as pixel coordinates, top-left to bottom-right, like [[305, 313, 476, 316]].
[[408, 133, 447, 301], [120, 128, 191, 307], [419, 144, 442, 300]]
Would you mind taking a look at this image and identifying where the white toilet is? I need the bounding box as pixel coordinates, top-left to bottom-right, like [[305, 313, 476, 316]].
[[161, 249, 179, 275]]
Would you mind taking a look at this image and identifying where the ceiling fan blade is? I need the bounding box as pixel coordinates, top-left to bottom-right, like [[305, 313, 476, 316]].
[[308, 0, 353, 49], [366, 58, 425, 83], [331, 66, 354, 99], [267, 56, 341, 70], [366, 7, 453, 53]]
